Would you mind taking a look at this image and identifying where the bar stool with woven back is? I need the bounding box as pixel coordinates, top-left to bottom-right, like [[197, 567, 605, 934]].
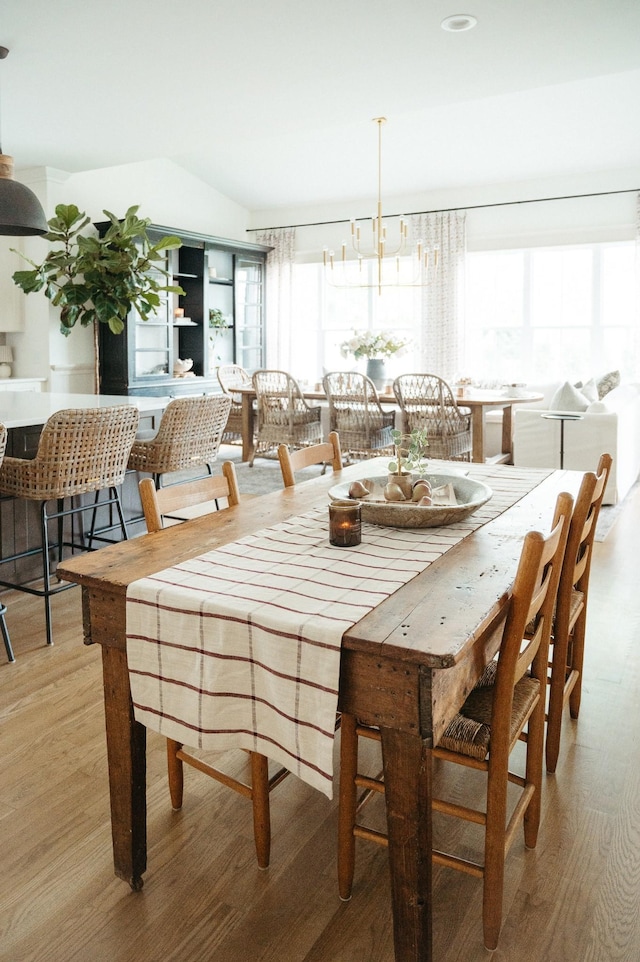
[[0, 405, 140, 648], [127, 393, 231, 488], [138, 461, 290, 868], [337, 489, 573, 951], [393, 373, 472, 461]]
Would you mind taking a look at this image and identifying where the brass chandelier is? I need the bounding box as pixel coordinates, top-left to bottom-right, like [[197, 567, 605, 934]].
[[323, 117, 438, 295]]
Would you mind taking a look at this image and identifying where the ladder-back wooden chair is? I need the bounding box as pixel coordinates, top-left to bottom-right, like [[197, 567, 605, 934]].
[[139, 461, 289, 868], [322, 371, 394, 461], [277, 431, 342, 487], [545, 452, 612, 772], [393, 373, 472, 461], [250, 369, 323, 465], [337, 490, 573, 951]]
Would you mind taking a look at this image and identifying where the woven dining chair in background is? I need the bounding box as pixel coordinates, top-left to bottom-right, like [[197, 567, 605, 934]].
[[250, 370, 323, 465], [217, 363, 252, 445], [322, 371, 395, 462], [393, 373, 472, 461]]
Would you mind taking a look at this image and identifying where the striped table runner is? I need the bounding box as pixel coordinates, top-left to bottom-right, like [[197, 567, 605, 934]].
[[126, 467, 547, 797]]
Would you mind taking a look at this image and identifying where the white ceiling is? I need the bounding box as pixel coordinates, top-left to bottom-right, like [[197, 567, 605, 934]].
[[3, 0, 640, 212]]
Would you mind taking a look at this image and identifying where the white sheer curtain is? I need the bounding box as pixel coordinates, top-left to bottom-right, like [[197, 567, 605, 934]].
[[255, 227, 296, 370], [410, 211, 466, 380]]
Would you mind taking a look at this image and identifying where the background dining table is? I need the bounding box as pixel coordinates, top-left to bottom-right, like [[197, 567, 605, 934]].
[[57, 457, 582, 962]]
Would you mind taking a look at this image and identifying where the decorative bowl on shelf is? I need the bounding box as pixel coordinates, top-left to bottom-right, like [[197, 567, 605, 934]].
[[173, 357, 193, 377], [328, 473, 492, 528]]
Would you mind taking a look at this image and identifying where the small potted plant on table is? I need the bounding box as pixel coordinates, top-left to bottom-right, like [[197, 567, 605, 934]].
[[386, 427, 430, 500]]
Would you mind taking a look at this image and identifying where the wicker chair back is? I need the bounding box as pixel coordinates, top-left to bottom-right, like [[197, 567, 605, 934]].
[[0, 405, 140, 501], [127, 394, 231, 477], [393, 373, 472, 461], [322, 371, 394, 460], [251, 369, 322, 463], [217, 364, 252, 443]]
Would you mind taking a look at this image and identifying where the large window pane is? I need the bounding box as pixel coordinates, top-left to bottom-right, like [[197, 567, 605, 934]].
[[531, 249, 592, 328]]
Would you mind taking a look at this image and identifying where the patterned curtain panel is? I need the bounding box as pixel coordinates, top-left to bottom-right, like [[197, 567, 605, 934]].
[[255, 227, 296, 370], [410, 211, 466, 380]]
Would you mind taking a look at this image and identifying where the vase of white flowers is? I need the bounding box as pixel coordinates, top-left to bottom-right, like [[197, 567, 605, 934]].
[[339, 329, 410, 390]]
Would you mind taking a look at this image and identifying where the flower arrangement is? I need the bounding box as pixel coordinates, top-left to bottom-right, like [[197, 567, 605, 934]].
[[340, 329, 410, 360]]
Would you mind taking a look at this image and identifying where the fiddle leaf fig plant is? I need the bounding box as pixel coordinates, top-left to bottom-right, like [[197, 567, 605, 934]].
[[12, 204, 184, 337]]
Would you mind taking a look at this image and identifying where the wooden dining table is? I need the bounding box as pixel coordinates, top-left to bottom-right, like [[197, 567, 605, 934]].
[[235, 384, 542, 466], [454, 389, 544, 464], [57, 458, 581, 962]]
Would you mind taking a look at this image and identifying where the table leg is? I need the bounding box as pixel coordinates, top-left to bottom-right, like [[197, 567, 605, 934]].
[[101, 644, 147, 890], [470, 407, 485, 463], [502, 404, 514, 462], [241, 392, 255, 464], [380, 726, 433, 962]]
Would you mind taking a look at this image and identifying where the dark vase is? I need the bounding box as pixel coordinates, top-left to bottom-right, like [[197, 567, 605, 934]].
[[366, 357, 386, 390]]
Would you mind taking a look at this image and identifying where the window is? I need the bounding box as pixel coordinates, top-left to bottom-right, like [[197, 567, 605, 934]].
[[465, 242, 638, 383], [290, 259, 420, 384]]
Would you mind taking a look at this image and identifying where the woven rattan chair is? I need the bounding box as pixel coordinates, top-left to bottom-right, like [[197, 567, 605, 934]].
[[217, 363, 252, 444], [337, 490, 573, 951], [277, 431, 343, 487], [127, 394, 231, 487], [544, 452, 612, 773], [139, 461, 289, 868], [322, 371, 395, 461], [0, 405, 140, 648], [393, 373, 472, 461], [250, 369, 323, 466], [0, 422, 13, 663]]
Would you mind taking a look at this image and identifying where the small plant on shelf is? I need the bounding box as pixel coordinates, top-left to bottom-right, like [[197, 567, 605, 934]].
[[208, 308, 230, 366], [388, 428, 429, 477]]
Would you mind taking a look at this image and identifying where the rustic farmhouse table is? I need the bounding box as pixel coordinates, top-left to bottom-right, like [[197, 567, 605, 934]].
[[58, 458, 580, 962]]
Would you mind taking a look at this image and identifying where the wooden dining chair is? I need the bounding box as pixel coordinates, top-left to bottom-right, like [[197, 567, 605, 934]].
[[544, 452, 612, 773], [277, 431, 343, 487], [139, 462, 289, 868], [337, 489, 573, 951]]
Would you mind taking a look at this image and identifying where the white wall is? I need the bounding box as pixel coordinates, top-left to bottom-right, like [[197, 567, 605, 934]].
[[2, 161, 251, 393]]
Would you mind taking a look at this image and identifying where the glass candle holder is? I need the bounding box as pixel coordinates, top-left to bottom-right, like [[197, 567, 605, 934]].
[[329, 499, 362, 547]]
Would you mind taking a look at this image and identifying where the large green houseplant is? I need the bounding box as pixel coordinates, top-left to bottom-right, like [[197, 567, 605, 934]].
[[12, 204, 184, 390]]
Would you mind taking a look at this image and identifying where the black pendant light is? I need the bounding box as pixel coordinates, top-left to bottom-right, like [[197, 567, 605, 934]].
[[0, 46, 48, 236]]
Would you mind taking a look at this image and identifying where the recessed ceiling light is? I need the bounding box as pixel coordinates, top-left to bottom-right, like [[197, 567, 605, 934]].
[[441, 14, 478, 32]]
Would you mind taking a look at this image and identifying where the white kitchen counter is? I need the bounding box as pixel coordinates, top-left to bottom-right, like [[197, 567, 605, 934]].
[[0, 391, 169, 430]]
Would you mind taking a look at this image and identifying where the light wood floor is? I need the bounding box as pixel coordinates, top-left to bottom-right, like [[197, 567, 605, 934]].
[[1, 487, 639, 962]]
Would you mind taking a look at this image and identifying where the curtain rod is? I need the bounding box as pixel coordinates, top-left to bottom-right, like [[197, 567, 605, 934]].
[[247, 186, 639, 233]]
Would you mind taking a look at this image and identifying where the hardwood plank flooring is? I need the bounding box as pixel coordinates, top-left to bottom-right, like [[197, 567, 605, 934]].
[[1, 483, 639, 962]]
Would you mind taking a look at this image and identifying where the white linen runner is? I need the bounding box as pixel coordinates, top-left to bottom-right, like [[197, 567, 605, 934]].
[[126, 468, 546, 797]]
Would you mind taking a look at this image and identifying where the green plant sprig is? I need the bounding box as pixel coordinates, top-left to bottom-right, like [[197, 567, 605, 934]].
[[388, 428, 429, 476], [12, 204, 184, 336]]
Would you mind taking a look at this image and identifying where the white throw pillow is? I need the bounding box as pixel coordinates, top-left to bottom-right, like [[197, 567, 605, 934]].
[[580, 378, 599, 403], [549, 381, 590, 412]]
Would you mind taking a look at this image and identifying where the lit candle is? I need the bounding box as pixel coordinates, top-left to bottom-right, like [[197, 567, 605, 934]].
[[174, 307, 184, 318], [329, 500, 362, 547]]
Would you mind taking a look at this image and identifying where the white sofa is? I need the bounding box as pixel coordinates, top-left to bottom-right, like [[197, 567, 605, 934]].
[[512, 380, 640, 504]]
